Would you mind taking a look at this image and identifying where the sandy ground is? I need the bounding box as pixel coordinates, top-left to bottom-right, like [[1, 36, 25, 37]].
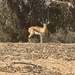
[[0, 43, 75, 75]]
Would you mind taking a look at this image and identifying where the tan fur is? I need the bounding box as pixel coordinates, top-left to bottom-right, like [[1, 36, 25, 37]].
[[28, 23, 49, 43]]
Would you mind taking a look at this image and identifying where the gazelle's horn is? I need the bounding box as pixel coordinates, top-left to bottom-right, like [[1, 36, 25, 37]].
[[38, 18, 43, 24], [47, 21, 50, 24]]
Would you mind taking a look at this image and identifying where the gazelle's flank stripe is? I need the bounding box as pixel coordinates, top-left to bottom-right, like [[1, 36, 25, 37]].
[[28, 21, 49, 43]]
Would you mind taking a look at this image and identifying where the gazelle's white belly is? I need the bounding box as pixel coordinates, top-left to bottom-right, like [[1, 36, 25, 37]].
[[34, 31, 41, 35]]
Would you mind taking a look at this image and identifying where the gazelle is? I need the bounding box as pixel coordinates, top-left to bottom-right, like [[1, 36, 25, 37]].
[[28, 19, 50, 43]]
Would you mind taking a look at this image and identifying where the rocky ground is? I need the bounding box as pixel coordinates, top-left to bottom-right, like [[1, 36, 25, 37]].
[[0, 43, 75, 75]]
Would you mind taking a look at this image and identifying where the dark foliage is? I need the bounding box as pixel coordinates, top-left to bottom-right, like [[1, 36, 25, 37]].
[[0, 0, 75, 42]]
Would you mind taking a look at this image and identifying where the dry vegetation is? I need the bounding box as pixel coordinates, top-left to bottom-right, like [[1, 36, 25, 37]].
[[0, 0, 75, 74], [0, 43, 75, 75]]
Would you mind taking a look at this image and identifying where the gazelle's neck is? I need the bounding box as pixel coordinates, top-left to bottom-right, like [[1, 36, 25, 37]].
[[43, 24, 47, 29]]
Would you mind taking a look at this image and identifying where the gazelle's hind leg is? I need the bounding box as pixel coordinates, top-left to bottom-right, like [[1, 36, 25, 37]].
[[28, 29, 34, 38], [28, 34, 33, 43], [28, 30, 34, 42], [28, 34, 33, 38]]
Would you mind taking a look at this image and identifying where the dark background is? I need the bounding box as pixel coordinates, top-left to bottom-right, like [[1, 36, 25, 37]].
[[0, 0, 75, 43]]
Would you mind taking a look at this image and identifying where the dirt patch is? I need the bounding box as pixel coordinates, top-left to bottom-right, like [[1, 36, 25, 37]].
[[0, 43, 75, 75]]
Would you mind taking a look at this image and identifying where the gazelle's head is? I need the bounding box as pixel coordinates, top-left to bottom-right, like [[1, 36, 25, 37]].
[[38, 18, 50, 26], [43, 21, 50, 26], [40, 21, 50, 27]]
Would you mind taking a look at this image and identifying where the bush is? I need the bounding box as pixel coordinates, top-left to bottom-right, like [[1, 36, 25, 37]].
[[50, 28, 75, 43]]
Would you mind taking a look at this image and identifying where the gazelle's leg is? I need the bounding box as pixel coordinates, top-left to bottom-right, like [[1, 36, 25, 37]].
[[28, 30, 34, 42], [28, 34, 33, 42], [40, 35, 43, 43], [28, 34, 33, 43], [28, 34, 32, 38], [28, 30, 34, 38]]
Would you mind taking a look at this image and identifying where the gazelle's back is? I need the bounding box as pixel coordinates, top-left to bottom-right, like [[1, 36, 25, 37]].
[[28, 26, 43, 33]]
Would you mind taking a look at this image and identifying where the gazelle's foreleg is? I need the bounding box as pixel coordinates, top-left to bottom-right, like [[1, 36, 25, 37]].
[[40, 35, 43, 43]]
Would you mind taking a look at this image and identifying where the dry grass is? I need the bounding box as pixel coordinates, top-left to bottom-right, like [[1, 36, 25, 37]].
[[0, 43, 75, 75]]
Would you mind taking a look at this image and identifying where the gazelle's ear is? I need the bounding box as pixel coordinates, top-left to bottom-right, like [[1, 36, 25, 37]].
[[40, 21, 43, 25], [38, 18, 40, 21], [47, 21, 50, 24], [38, 18, 43, 24]]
